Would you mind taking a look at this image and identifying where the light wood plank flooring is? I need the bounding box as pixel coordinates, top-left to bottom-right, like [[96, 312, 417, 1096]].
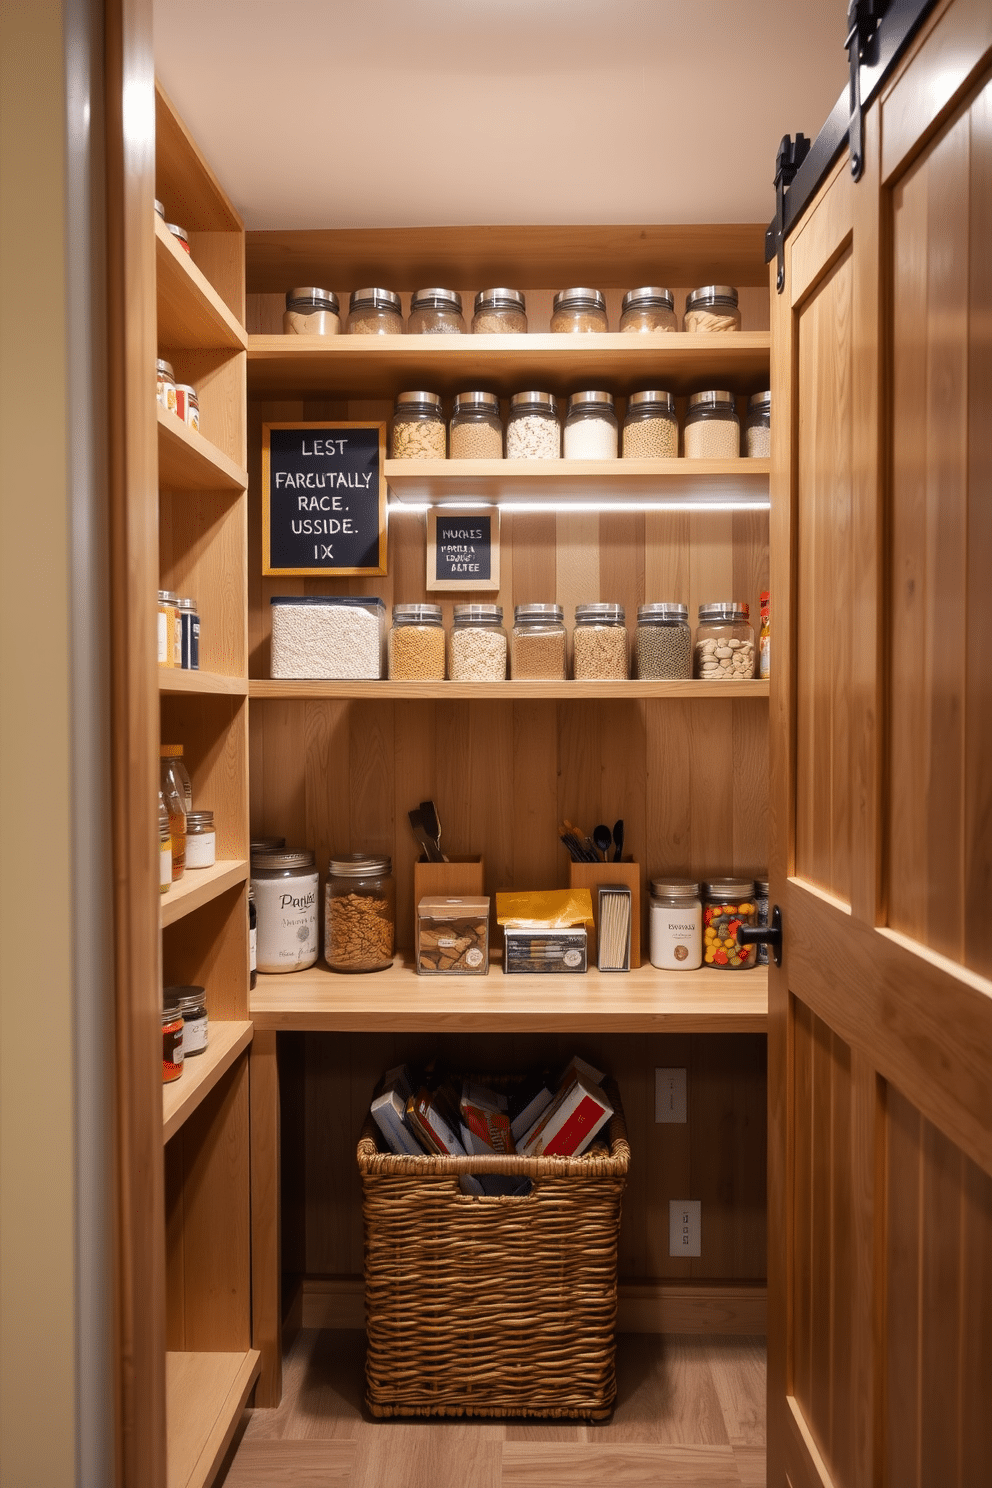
[[218, 1330, 765, 1487]]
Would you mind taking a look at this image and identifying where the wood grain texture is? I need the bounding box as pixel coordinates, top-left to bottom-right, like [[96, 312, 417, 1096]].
[[159, 486, 247, 679], [161, 694, 248, 862], [155, 80, 242, 231], [165, 1349, 260, 1488], [250, 1031, 282, 1407]]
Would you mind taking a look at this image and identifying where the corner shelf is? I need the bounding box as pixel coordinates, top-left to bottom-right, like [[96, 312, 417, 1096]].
[[385, 457, 769, 507], [166, 1349, 260, 1488], [157, 404, 248, 492], [163, 1021, 254, 1144], [160, 860, 249, 929], [156, 216, 247, 352], [249, 678, 769, 701], [160, 669, 249, 697]]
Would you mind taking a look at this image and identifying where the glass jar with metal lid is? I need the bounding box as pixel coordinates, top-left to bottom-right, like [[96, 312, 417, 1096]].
[[684, 390, 740, 459], [176, 596, 199, 670], [572, 603, 627, 680], [635, 602, 691, 679], [694, 602, 755, 680], [550, 287, 608, 333], [563, 391, 618, 459], [745, 391, 771, 457], [408, 287, 465, 334], [650, 880, 702, 970], [702, 879, 758, 969], [684, 285, 741, 333], [346, 287, 403, 334], [325, 853, 395, 972], [162, 997, 184, 1082], [506, 391, 560, 459], [472, 288, 527, 334], [449, 391, 503, 459], [283, 287, 340, 335], [622, 391, 678, 459], [156, 358, 176, 415], [391, 391, 446, 459], [620, 287, 677, 333], [448, 603, 507, 681], [157, 589, 180, 667], [167, 985, 208, 1056], [388, 603, 445, 680], [167, 222, 190, 256], [184, 809, 215, 869], [511, 603, 567, 680], [250, 849, 319, 974]]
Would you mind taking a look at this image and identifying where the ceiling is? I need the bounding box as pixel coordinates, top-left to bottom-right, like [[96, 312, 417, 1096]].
[[154, 0, 848, 232]]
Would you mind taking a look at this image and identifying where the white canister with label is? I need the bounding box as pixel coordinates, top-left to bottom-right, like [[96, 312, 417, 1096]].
[[251, 850, 319, 973], [184, 809, 216, 869], [649, 879, 703, 970]]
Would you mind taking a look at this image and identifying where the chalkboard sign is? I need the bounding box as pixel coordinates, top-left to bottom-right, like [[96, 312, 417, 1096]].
[[262, 422, 387, 576], [426, 506, 500, 592]]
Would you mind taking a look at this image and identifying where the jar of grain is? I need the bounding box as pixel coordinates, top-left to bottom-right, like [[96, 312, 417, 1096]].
[[572, 603, 627, 680], [694, 602, 755, 680], [745, 391, 771, 457], [325, 854, 395, 972], [251, 850, 319, 974], [635, 603, 691, 679], [472, 288, 527, 334], [184, 809, 216, 869], [684, 391, 740, 460], [684, 285, 741, 333], [449, 604, 507, 681], [156, 359, 176, 415], [408, 288, 465, 334], [563, 392, 618, 459], [283, 287, 341, 336], [702, 879, 758, 969], [506, 392, 560, 459], [620, 287, 677, 333], [511, 604, 567, 680], [449, 391, 503, 459], [550, 287, 608, 333], [346, 287, 403, 334], [388, 603, 446, 680], [622, 391, 678, 459], [391, 391, 446, 459], [649, 880, 702, 970]]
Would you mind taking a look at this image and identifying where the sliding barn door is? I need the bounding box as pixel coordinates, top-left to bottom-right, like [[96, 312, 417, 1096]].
[[768, 2, 992, 1484]]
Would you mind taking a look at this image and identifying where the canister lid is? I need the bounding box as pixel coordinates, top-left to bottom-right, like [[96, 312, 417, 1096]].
[[177, 991, 207, 1013], [686, 285, 739, 309], [627, 389, 675, 414], [748, 390, 771, 412], [167, 223, 189, 243], [754, 878, 770, 893], [329, 852, 392, 876], [687, 390, 736, 411], [175, 596, 198, 612], [509, 391, 557, 413], [157, 589, 179, 604], [474, 288, 526, 312], [452, 390, 500, 413], [251, 835, 286, 852], [650, 878, 700, 898], [270, 594, 385, 609], [566, 390, 614, 411], [553, 287, 606, 310], [411, 287, 463, 311], [703, 877, 756, 898], [394, 390, 443, 411], [350, 287, 401, 311], [453, 603, 503, 623], [286, 286, 339, 312], [622, 286, 675, 312], [698, 600, 750, 622], [162, 998, 181, 1020], [392, 603, 443, 624], [514, 602, 564, 623], [250, 849, 316, 872], [165, 984, 205, 1008], [574, 602, 624, 623], [185, 810, 214, 828], [156, 358, 175, 378], [638, 602, 688, 622], [160, 744, 185, 757]]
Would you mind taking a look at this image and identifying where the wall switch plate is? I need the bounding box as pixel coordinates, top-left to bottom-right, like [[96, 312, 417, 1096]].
[[655, 1067, 687, 1123], [669, 1199, 701, 1257]]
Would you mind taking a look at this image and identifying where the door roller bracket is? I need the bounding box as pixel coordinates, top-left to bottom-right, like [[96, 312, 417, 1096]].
[[737, 904, 783, 968], [770, 134, 811, 293], [846, 0, 887, 180]]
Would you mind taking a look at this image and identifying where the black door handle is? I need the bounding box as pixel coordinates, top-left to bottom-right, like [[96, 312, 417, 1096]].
[[736, 904, 783, 967]]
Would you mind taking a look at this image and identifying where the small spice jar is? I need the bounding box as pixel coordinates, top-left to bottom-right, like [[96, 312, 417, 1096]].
[[283, 287, 341, 336], [448, 603, 507, 681], [550, 287, 608, 333], [167, 222, 190, 256], [572, 603, 627, 680], [391, 391, 446, 459], [346, 287, 403, 335], [388, 603, 446, 680], [702, 879, 758, 969], [158, 791, 172, 894], [162, 998, 184, 1082], [184, 809, 216, 869], [511, 604, 567, 680], [754, 878, 770, 965], [449, 391, 503, 460], [160, 750, 187, 881], [472, 287, 527, 334], [622, 391, 678, 459], [168, 986, 208, 1056], [635, 603, 691, 679], [157, 589, 179, 667], [563, 391, 618, 459], [684, 390, 740, 460], [620, 286, 677, 333], [650, 880, 703, 969], [694, 603, 755, 680], [745, 391, 771, 457], [408, 288, 465, 334], [156, 359, 177, 415], [251, 850, 319, 974], [248, 885, 257, 990], [325, 853, 395, 972], [684, 285, 741, 333], [506, 392, 560, 459], [176, 596, 199, 669], [759, 590, 770, 679], [174, 384, 199, 430]]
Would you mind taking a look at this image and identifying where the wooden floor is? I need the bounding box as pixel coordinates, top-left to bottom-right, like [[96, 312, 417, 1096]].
[[219, 1329, 766, 1487]]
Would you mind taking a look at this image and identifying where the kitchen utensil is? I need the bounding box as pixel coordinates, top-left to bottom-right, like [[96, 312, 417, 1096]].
[[409, 808, 444, 863], [593, 824, 612, 861], [419, 799, 446, 861], [612, 819, 625, 862]]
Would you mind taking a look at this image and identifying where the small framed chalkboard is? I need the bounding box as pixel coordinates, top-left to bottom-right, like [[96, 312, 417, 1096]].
[[426, 506, 500, 592], [262, 421, 387, 576]]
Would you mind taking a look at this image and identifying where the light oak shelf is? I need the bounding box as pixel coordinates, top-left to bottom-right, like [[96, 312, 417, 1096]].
[[159, 669, 249, 697], [163, 1021, 253, 1144], [249, 678, 769, 701], [250, 956, 768, 1033], [157, 404, 249, 492], [160, 860, 248, 929], [166, 1349, 260, 1488], [156, 216, 247, 352], [385, 457, 769, 506]]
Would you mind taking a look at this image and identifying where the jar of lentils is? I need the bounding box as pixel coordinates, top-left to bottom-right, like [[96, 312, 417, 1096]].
[[449, 391, 503, 459], [472, 288, 527, 334], [283, 287, 340, 335], [448, 604, 507, 681], [506, 391, 560, 459], [620, 286, 677, 333], [622, 390, 678, 458], [745, 391, 771, 457], [563, 391, 618, 459], [683, 390, 740, 459], [391, 391, 446, 459], [572, 603, 627, 679], [550, 287, 608, 333], [702, 879, 758, 969], [635, 602, 691, 679], [346, 287, 403, 334], [511, 604, 567, 679], [694, 602, 755, 680], [683, 285, 741, 333], [325, 853, 395, 973], [408, 287, 465, 334], [388, 603, 446, 680]]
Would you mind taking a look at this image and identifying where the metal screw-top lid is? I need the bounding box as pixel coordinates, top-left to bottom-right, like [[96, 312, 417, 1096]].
[[574, 602, 625, 623], [154, 198, 166, 219], [175, 596, 198, 612], [703, 877, 756, 899], [698, 601, 750, 623], [177, 992, 207, 1014], [329, 852, 392, 876], [650, 878, 700, 898], [392, 603, 443, 625], [166, 985, 206, 1011], [474, 287, 526, 313], [394, 390, 443, 413], [162, 994, 181, 1019], [622, 286, 675, 312], [411, 287, 463, 312], [509, 391, 558, 414], [638, 602, 688, 622], [754, 878, 770, 894], [349, 287, 401, 312], [452, 391, 500, 414], [156, 358, 175, 378], [687, 390, 736, 411], [627, 390, 675, 415], [514, 603, 564, 623], [250, 850, 316, 872], [157, 589, 179, 604], [553, 287, 606, 311], [286, 286, 339, 312], [185, 810, 214, 828], [686, 285, 739, 310], [748, 390, 771, 413], [167, 223, 189, 244], [453, 603, 503, 624], [250, 835, 286, 853], [566, 390, 615, 412]]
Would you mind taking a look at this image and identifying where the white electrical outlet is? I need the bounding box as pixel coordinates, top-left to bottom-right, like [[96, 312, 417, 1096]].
[[669, 1199, 701, 1257], [655, 1067, 687, 1123]]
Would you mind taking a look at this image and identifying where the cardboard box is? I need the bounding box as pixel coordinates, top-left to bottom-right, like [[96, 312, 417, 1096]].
[[568, 861, 641, 967]]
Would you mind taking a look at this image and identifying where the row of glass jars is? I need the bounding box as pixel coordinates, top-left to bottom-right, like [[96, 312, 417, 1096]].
[[250, 849, 396, 975], [649, 878, 769, 971], [282, 284, 743, 336], [391, 389, 771, 461]]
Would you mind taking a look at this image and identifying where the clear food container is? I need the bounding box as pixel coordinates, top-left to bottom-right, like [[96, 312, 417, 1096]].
[[448, 603, 507, 681], [449, 391, 503, 459], [635, 602, 691, 679], [694, 602, 755, 680], [506, 391, 560, 459], [683, 390, 740, 459], [325, 853, 395, 972], [408, 288, 465, 334], [270, 596, 386, 680], [346, 287, 403, 334], [283, 287, 341, 335], [391, 390, 446, 458], [550, 287, 608, 333], [684, 285, 741, 333], [702, 879, 758, 969], [388, 603, 446, 680], [417, 895, 490, 974], [745, 391, 771, 457], [563, 391, 618, 459], [572, 603, 627, 680], [511, 603, 567, 679], [622, 390, 678, 458], [620, 287, 677, 333], [472, 288, 527, 334]]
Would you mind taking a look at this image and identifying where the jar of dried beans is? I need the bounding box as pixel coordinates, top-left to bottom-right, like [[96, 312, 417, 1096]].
[[283, 287, 341, 336], [620, 286, 677, 333], [511, 604, 567, 680], [635, 603, 691, 679], [745, 391, 771, 457], [325, 854, 395, 972], [506, 391, 560, 459], [683, 391, 740, 460], [250, 850, 319, 974], [622, 391, 678, 459], [572, 603, 627, 680], [346, 287, 403, 334], [408, 287, 465, 334], [550, 287, 608, 333], [472, 288, 527, 334], [391, 391, 446, 459], [448, 604, 507, 681], [683, 285, 741, 333], [388, 603, 446, 680], [563, 391, 618, 459], [449, 391, 503, 459], [694, 602, 755, 680]]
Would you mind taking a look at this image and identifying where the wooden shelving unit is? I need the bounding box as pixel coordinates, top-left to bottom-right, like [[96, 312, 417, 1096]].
[[160, 669, 249, 697], [384, 456, 769, 507], [165, 1350, 260, 1488], [157, 404, 249, 493], [250, 677, 768, 701], [163, 1020, 254, 1143], [155, 215, 247, 352], [160, 860, 249, 928]]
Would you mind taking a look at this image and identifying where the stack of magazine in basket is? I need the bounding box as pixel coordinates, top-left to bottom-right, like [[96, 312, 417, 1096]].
[[370, 1056, 614, 1197]]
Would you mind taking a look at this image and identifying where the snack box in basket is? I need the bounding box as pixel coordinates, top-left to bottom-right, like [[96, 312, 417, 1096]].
[[416, 895, 490, 974]]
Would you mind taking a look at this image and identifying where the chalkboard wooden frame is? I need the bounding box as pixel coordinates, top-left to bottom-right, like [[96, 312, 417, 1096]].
[[262, 420, 387, 576], [426, 506, 500, 593]]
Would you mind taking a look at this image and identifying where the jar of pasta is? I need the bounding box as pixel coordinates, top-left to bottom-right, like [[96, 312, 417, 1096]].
[[250, 850, 319, 974], [391, 391, 446, 459], [684, 285, 741, 333], [325, 854, 395, 973], [388, 604, 446, 680]]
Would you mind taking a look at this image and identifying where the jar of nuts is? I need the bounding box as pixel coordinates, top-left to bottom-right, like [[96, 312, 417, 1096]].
[[694, 602, 755, 680], [745, 391, 771, 457], [346, 287, 404, 334], [472, 288, 527, 334], [506, 391, 560, 459], [449, 391, 503, 459], [449, 604, 507, 681], [620, 286, 677, 333], [635, 602, 691, 679], [683, 390, 740, 460], [572, 603, 628, 680], [550, 287, 608, 333], [511, 604, 566, 680], [388, 603, 446, 680], [684, 285, 741, 333], [408, 287, 465, 334], [325, 853, 395, 973], [622, 390, 678, 458], [391, 391, 446, 459]]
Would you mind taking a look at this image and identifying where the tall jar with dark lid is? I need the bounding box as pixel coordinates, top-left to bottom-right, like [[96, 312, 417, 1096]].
[[472, 288, 527, 334], [620, 287, 677, 333], [702, 878, 758, 969], [745, 391, 771, 457], [449, 604, 507, 681], [506, 392, 560, 459], [511, 603, 566, 680], [550, 287, 608, 333], [684, 391, 740, 459], [389, 603, 446, 680], [391, 391, 446, 458], [347, 287, 403, 335], [694, 602, 755, 680], [408, 288, 465, 334], [250, 850, 319, 973], [622, 391, 678, 458], [572, 603, 627, 680], [635, 603, 690, 679], [283, 287, 340, 336], [684, 285, 741, 332], [325, 854, 395, 972], [650, 880, 702, 969], [563, 392, 618, 459], [450, 391, 503, 459]]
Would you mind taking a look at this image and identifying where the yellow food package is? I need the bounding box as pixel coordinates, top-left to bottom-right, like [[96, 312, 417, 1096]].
[[495, 888, 595, 929]]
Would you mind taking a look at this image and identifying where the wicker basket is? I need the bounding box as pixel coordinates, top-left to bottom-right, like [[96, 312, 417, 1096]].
[[358, 1077, 629, 1420]]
